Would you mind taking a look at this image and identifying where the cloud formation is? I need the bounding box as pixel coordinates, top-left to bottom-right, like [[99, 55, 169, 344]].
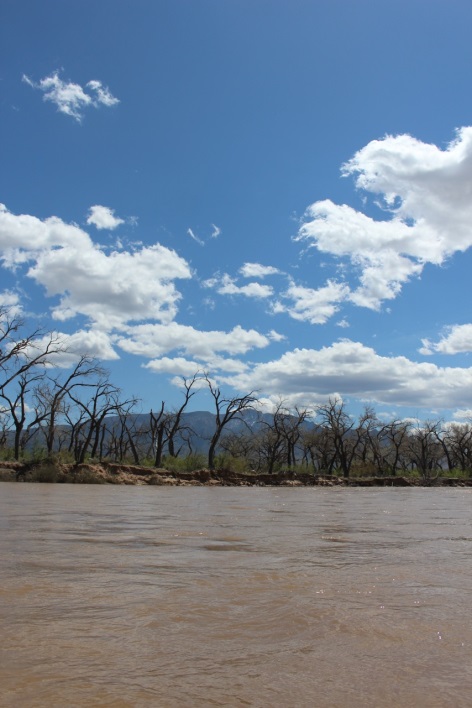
[[0, 204, 191, 329], [23, 71, 119, 121], [117, 322, 272, 360], [87, 205, 125, 230], [273, 279, 349, 324], [203, 273, 273, 299], [239, 262, 280, 278], [187, 228, 204, 246], [227, 339, 472, 411], [297, 127, 472, 310], [420, 324, 472, 355]]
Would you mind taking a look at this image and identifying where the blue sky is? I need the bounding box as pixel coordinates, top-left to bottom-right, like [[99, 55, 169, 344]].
[[2, 0, 472, 421]]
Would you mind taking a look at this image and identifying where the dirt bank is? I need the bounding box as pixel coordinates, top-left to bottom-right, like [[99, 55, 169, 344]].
[[1, 460, 471, 487]]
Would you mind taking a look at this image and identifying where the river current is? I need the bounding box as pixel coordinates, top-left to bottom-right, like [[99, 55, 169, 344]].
[[0, 483, 471, 707]]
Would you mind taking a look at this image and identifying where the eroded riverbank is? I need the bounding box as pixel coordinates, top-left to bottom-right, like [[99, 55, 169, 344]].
[[1, 460, 471, 487]]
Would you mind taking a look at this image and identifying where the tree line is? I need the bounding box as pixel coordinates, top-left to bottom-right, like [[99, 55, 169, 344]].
[[1, 306, 471, 480]]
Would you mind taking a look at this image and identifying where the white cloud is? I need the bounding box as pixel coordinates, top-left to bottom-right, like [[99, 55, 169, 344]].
[[144, 356, 201, 376], [116, 322, 271, 360], [87, 205, 124, 231], [30, 329, 119, 368], [86, 80, 119, 107], [187, 228, 204, 246], [0, 204, 191, 329], [297, 127, 472, 310], [145, 354, 248, 376], [239, 262, 280, 278], [273, 279, 349, 324], [420, 324, 472, 355], [453, 409, 472, 421], [0, 290, 22, 315], [267, 329, 286, 342], [204, 273, 273, 299], [210, 224, 221, 238], [226, 339, 472, 410], [23, 71, 119, 122]]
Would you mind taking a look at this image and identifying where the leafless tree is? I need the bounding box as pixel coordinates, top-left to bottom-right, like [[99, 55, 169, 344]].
[[165, 374, 199, 457], [315, 397, 361, 478], [442, 422, 472, 474], [0, 371, 45, 459], [205, 375, 258, 470], [406, 420, 444, 482], [33, 356, 105, 456], [0, 307, 65, 392], [68, 377, 138, 463]]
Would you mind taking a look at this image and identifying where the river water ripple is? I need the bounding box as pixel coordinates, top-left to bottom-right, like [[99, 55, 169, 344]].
[[1, 484, 471, 707]]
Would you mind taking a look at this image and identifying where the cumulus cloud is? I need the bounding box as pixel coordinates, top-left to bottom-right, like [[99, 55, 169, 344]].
[[453, 409, 472, 421], [273, 279, 349, 324], [23, 71, 119, 122], [29, 329, 120, 368], [144, 356, 201, 376], [297, 127, 472, 310], [420, 324, 472, 355], [225, 339, 472, 410], [0, 290, 22, 315], [239, 262, 280, 278], [204, 273, 273, 299], [0, 204, 191, 329], [116, 322, 272, 360], [144, 354, 248, 377], [87, 205, 124, 230]]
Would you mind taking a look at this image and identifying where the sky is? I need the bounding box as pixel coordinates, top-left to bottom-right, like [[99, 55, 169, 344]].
[[2, 0, 472, 422]]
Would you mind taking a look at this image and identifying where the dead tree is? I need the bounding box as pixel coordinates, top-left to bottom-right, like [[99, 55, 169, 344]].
[[205, 375, 258, 470]]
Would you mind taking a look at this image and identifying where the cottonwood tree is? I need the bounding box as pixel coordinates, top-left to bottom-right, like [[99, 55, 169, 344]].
[[406, 420, 444, 482], [148, 374, 200, 467], [68, 376, 138, 464], [0, 307, 64, 391], [301, 425, 337, 475], [165, 374, 199, 458], [204, 375, 258, 470], [0, 371, 45, 459], [0, 307, 69, 458], [442, 422, 472, 474], [105, 400, 146, 464], [375, 419, 411, 476], [315, 397, 360, 478], [255, 401, 312, 473], [33, 356, 105, 456]]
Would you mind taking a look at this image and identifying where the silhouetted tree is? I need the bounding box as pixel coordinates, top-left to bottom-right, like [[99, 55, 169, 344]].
[[205, 375, 258, 470]]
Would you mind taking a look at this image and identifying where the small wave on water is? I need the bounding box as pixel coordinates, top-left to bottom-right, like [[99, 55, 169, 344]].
[[1, 485, 472, 707]]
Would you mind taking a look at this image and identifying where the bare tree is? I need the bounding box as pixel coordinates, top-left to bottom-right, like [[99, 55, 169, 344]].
[[0, 371, 45, 459], [147, 375, 200, 467], [442, 422, 472, 474], [254, 401, 312, 473], [165, 374, 199, 457], [315, 397, 360, 478], [68, 377, 138, 464], [33, 356, 104, 456], [301, 425, 337, 475], [205, 375, 258, 470], [406, 420, 444, 482], [0, 307, 64, 392]]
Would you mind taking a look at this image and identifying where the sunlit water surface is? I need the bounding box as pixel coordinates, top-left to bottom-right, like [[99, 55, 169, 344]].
[[1, 484, 472, 707]]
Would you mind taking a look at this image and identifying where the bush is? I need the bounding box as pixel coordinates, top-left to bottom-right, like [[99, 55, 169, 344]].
[[164, 453, 207, 472]]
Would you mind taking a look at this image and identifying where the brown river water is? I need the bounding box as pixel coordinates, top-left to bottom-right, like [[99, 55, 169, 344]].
[[0, 484, 471, 707]]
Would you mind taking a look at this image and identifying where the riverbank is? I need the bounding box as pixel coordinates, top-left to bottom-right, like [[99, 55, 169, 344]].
[[0, 460, 471, 486]]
